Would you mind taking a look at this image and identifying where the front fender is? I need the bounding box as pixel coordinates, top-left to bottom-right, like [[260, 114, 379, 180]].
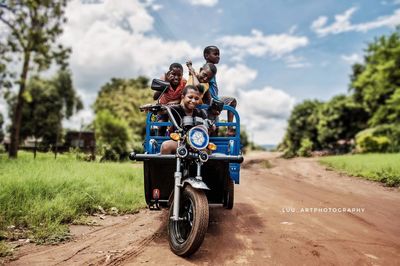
[[182, 177, 210, 190]]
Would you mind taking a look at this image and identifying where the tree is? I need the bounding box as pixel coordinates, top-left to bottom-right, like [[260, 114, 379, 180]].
[[350, 28, 400, 126], [280, 100, 322, 156], [93, 77, 153, 153], [94, 110, 131, 161], [8, 70, 82, 157], [0, 0, 70, 158], [317, 95, 368, 150]]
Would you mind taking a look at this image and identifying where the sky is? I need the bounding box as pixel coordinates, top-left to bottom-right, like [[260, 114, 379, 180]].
[[1, 0, 400, 145]]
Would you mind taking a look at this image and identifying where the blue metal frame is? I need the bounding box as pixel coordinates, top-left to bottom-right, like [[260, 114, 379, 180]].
[[142, 105, 242, 183]]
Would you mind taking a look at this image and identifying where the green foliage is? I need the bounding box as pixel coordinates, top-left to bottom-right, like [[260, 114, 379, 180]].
[[317, 95, 368, 149], [0, 241, 12, 257], [0, 151, 145, 244], [93, 77, 153, 155], [350, 28, 400, 126], [95, 110, 131, 161], [0, 0, 70, 73], [356, 134, 389, 153], [297, 138, 313, 157], [280, 100, 322, 157], [0, 0, 70, 158], [281, 29, 399, 156], [319, 153, 400, 187], [356, 124, 400, 153], [8, 70, 82, 148]]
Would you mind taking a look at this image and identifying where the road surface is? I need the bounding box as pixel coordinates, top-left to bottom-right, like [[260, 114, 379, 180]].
[[7, 152, 400, 265]]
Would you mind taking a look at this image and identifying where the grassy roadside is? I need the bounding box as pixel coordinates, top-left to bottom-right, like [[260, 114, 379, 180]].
[[0, 151, 145, 253], [319, 153, 400, 187]]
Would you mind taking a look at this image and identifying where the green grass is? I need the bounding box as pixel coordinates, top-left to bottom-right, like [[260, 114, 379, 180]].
[[319, 153, 400, 187], [0, 151, 145, 248]]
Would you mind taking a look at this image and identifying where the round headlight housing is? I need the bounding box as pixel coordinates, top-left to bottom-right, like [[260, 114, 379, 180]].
[[187, 125, 209, 150]]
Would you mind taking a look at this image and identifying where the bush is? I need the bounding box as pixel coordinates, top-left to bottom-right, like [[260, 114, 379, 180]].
[[99, 145, 119, 162], [297, 138, 313, 157], [356, 124, 400, 153]]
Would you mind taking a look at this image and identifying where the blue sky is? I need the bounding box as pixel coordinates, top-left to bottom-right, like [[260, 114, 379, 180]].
[[1, 0, 399, 145]]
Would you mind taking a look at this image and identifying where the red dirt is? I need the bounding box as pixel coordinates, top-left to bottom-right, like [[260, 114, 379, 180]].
[[5, 152, 400, 265]]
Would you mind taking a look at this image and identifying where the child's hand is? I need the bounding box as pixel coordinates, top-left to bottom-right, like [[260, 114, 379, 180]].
[[186, 60, 195, 74]]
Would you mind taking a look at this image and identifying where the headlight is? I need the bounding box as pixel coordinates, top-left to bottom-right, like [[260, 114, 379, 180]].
[[187, 125, 209, 150]]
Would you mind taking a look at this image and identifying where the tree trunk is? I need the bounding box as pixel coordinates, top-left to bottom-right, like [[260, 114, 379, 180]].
[[9, 51, 31, 159]]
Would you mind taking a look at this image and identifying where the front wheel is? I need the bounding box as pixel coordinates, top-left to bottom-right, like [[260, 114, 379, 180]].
[[168, 185, 209, 257]]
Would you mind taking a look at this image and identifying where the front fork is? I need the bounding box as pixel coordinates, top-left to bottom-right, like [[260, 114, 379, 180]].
[[171, 159, 203, 221], [172, 157, 182, 221]]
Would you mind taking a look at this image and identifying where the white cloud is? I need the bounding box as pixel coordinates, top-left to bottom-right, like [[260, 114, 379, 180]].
[[63, 108, 94, 130], [0, 97, 7, 116], [218, 29, 309, 61], [142, 0, 163, 11], [381, 0, 400, 4], [237, 87, 296, 144], [186, 0, 218, 7], [217, 64, 258, 96], [284, 55, 311, 68], [311, 7, 400, 36], [341, 53, 363, 64], [151, 4, 163, 11], [216, 64, 295, 145], [61, 0, 202, 125], [0, 96, 9, 131], [62, 0, 201, 91]]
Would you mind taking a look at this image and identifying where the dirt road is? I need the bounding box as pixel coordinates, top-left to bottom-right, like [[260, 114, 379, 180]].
[[7, 152, 400, 265]]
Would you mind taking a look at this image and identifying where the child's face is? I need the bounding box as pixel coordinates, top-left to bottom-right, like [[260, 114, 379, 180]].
[[198, 68, 213, 83], [167, 67, 183, 87], [205, 49, 220, 64], [181, 89, 201, 111]]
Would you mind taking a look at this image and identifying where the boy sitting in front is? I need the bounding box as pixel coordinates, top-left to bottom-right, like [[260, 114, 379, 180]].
[[160, 85, 206, 154]]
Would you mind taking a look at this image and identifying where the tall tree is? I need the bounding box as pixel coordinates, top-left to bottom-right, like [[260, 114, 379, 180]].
[[317, 95, 368, 149], [350, 28, 400, 126], [93, 77, 153, 153], [10, 70, 82, 157], [0, 0, 70, 158], [95, 110, 131, 161], [280, 100, 322, 156]]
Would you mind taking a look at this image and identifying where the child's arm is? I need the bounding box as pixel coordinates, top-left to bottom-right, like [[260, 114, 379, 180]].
[[186, 61, 200, 87], [153, 91, 162, 100], [154, 71, 170, 100]]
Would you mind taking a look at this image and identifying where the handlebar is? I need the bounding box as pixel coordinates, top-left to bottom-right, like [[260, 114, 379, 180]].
[[129, 151, 243, 163], [139, 104, 183, 132]]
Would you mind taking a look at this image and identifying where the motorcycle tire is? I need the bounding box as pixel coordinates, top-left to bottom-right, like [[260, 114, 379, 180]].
[[168, 185, 209, 257], [223, 178, 234, 209]]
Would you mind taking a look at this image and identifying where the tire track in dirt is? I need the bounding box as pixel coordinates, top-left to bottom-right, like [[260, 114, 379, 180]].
[[8, 210, 165, 265], [7, 152, 400, 265]]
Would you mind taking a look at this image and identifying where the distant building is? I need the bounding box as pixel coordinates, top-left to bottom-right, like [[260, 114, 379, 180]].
[[2, 131, 96, 154], [64, 131, 95, 153]]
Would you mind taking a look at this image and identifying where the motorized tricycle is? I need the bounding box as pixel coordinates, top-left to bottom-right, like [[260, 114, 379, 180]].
[[129, 79, 243, 256]]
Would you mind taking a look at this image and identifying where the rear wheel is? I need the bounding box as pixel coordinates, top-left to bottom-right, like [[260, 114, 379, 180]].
[[223, 178, 234, 209], [168, 185, 209, 257]]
